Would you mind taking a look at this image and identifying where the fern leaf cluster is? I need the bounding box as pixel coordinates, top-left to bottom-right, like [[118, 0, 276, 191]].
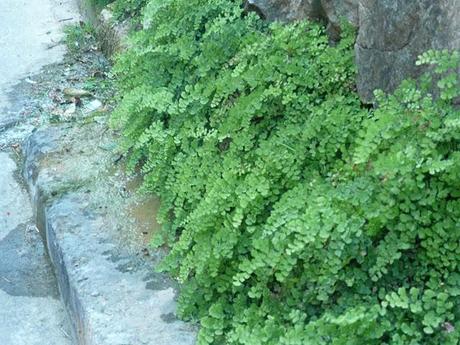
[[112, 0, 460, 343]]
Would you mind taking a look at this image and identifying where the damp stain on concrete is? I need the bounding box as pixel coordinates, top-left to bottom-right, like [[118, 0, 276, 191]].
[[161, 313, 178, 324], [0, 224, 59, 298]]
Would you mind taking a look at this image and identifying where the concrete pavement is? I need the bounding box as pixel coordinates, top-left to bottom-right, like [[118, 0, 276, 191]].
[[0, 0, 79, 343]]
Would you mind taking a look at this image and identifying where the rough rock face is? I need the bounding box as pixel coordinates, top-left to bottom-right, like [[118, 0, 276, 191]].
[[245, 0, 358, 32], [321, 0, 358, 39], [246, 0, 460, 103], [246, 0, 322, 21], [356, 0, 460, 102]]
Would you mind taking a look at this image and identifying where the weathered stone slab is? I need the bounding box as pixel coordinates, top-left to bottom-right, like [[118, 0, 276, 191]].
[[356, 0, 460, 102], [23, 125, 197, 345], [245, 0, 358, 30], [45, 193, 195, 345], [246, 0, 322, 21]]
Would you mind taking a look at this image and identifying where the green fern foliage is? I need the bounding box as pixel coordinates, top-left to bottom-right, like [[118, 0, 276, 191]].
[[111, 0, 460, 343], [112, 0, 147, 19]]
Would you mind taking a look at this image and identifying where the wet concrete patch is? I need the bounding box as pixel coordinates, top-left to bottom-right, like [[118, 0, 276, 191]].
[[161, 313, 178, 324], [143, 271, 173, 291], [0, 224, 59, 298], [127, 196, 162, 246], [105, 249, 173, 290]]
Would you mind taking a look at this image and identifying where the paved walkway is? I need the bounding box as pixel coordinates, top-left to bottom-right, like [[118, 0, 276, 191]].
[[0, 0, 79, 343]]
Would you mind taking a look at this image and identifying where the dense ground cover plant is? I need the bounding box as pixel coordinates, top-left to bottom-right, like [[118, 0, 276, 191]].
[[88, 0, 147, 19], [111, 0, 460, 343], [112, 0, 147, 19], [88, 0, 112, 9], [64, 23, 96, 54]]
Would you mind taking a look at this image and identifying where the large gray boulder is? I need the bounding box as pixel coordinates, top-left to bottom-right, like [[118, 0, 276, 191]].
[[356, 0, 460, 102], [246, 0, 358, 29], [246, 0, 460, 103], [245, 0, 322, 21], [321, 0, 358, 39]]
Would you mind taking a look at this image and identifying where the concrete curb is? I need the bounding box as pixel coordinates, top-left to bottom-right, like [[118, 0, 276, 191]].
[[22, 125, 197, 345]]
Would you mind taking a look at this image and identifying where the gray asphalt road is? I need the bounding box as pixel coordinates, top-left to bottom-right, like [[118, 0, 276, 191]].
[[0, 0, 77, 107], [0, 0, 79, 343]]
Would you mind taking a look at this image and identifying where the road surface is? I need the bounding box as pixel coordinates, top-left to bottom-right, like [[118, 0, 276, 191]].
[[0, 0, 79, 343]]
